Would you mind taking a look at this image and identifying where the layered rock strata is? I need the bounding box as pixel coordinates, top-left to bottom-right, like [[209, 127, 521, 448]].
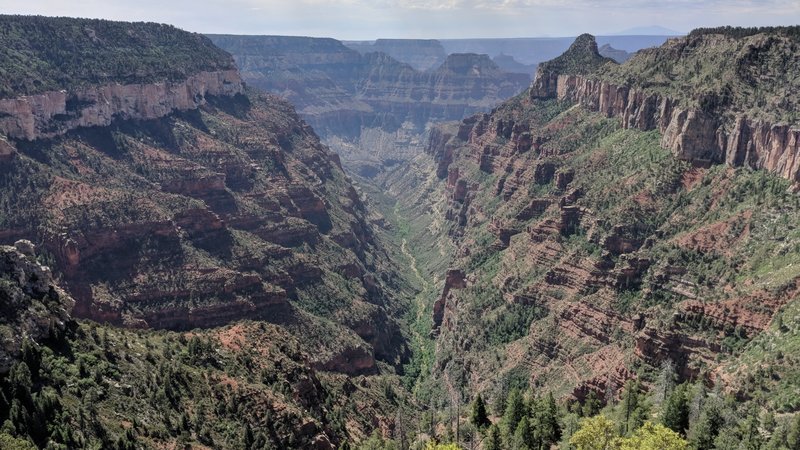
[[0, 70, 243, 140]]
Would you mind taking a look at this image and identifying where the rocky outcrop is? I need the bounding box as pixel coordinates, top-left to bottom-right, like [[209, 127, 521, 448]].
[[530, 33, 800, 183], [314, 344, 377, 376], [542, 72, 800, 182], [432, 269, 467, 331], [0, 137, 14, 161], [0, 70, 243, 140], [209, 35, 531, 172], [0, 241, 74, 373]]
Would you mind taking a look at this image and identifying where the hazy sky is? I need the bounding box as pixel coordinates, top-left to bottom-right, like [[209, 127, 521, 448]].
[[4, 0, 799, 39]]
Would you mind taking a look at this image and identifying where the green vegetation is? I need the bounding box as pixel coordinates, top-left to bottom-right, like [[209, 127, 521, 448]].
[[598, 27, 800, 123], [688, 26, 800, 40], [0, 321, 407, 449], [0, 15, 235, 98], [537, 33, 616, 76]]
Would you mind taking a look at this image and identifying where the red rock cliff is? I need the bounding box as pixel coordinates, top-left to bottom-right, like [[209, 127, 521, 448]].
[[0, 70, 243, 141], [532, 68, 800, 183]]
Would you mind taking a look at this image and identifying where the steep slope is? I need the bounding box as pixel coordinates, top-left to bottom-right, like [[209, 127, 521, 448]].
[[0, 15, 408, 386], [533, 27, 800, 182], [393, 30, 800, 412], [208, 35, 531, 177], [0, 242, 403, 449]]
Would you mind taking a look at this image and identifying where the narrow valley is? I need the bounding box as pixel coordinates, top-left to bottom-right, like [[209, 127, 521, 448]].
[[0, 10, 799, 450]]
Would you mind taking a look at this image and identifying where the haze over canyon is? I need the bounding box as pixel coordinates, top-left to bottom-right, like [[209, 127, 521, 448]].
[[0, 7, 799, 450]]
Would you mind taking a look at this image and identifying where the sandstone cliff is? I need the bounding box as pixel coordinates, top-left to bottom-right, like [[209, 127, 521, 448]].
[[531, 30, 800, 183], [0, 16, 407, 376], [0, 69, 243, 140], [401, 30, 800, 404], [208, 35, 531, 175]]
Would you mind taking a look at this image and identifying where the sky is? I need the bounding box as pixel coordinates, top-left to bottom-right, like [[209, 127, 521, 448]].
[[3, 0, 799, 40]]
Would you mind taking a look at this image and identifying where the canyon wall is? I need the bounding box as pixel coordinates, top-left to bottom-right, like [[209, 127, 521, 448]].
[[412, 32, 800, 403], [0, 70, 243, 141], [0, 16, 408, 376], [208, 35, 531, 176], [532, 71, 800, 183]]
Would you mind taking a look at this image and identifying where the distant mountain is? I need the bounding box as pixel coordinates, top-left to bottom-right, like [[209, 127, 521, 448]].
[[344, 38, 447, 71], [598, 43, 631, 63], [209, 35, 530, 176], [612, 25, 682, 35], [492, 53, 537, 75]]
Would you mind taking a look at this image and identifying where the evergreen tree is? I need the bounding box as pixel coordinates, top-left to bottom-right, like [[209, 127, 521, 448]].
[[503, 389, 526, 440], [471, 394, 490, 429], [582, 391, 602, 417], [484, 424, 502, 450], [654, 360, 676, 406], [618, 380, 647, 436], [689, 403, 724, 450], [542, 392, 561, 445], [739, 410, 762, 450], [661, 383, 689, 435], [243, 423, 254, 450], [788, 414, 800, 450], [512, 416, 533, 450]]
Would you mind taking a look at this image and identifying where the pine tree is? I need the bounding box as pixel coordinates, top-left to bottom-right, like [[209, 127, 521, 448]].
[[484, 424, 502, 450], [503, 389, 526, 439], [662, 383, 689, 435], [788, 414, 800, 449], [243, 423, 254, 450], [740, 410, 762, 450], [539, 392, 561, 446], [582, 391, 601, 417], [513, 416, 533, 450], [470, 394, 490, 429], [654, 360, 676, 406], [619, 380, 645, 435], [689, 402, 724, 450]]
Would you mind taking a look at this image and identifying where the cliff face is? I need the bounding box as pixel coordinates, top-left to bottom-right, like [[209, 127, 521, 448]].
[[0, 241, 74, 373], [401, 32, 800, 403], [534, 73, 800, 183], [0, 70, 243, 140], [530, 30, 800, 183], [208, 35, 531, 175], [0, 17, 407, 376]]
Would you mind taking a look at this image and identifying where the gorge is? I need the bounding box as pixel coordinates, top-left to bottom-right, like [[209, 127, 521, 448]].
[[0, 14, 799, 450]]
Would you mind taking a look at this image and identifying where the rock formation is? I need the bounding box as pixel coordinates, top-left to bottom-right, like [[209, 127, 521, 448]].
[[208, 35, 531, 175], [531, 30, 800, 183], [396, 29, 800, 403], [0, 16, 407, 376], [0, 241, 74, 373], [0, 70, 243, 140]]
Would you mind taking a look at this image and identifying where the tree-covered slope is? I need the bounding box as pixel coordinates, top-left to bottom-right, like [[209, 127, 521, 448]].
[[369, 28, 800, 449], [0, 15, 235, 98]]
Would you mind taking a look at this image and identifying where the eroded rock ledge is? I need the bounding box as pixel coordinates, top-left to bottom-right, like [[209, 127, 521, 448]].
[[0, 69, 243, 141], [532, 72, 800, 183]]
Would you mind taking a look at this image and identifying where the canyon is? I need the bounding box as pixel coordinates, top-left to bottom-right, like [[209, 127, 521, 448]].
[[0, 16, 408, 384], [209, 34, 531, 177], [0, 14, 799, 450], [409, 31, 800, 409]]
